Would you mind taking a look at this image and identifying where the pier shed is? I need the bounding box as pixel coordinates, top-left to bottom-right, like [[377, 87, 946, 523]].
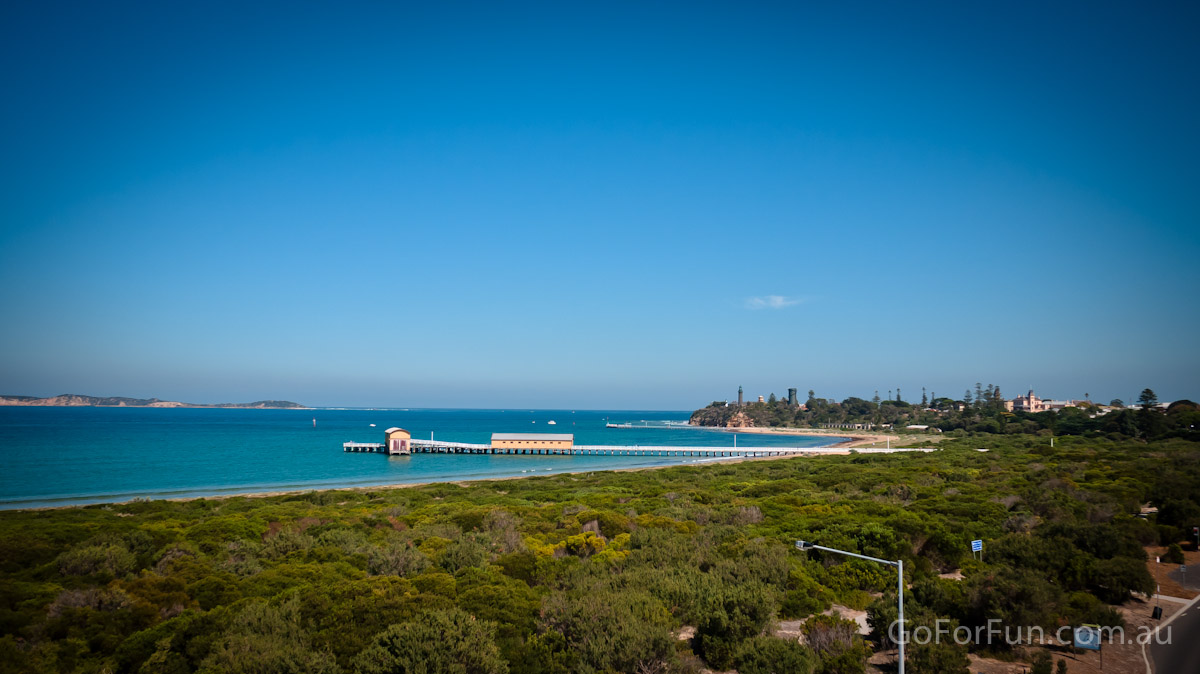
[[491, 433, 574, 451], [385, 427, 412, 455]]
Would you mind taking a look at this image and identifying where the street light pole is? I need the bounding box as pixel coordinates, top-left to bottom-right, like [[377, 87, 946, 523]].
[[898, 558, 904, 674], [796, 541, 904, 674]]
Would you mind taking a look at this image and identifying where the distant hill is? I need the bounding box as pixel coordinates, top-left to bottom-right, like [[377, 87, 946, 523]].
[[0, 394, 307, 409]]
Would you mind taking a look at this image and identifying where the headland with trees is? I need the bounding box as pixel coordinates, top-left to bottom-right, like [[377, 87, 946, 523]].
[[691, 385, 1199, 442]]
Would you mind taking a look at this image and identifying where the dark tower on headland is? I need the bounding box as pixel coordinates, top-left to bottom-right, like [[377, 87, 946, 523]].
[[738, 386, 744, 407], [788, 388, 798, 406]]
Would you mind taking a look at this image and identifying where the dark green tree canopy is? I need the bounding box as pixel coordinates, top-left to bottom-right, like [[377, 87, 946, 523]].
[[352, 608, 507, 674]]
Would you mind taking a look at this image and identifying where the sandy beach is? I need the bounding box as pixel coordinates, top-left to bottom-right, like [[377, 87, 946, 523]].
[[700, 424, 902, 449]]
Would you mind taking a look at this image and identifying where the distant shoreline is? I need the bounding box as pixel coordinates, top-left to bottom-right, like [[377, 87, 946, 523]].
[[0, 394, 307, 409]]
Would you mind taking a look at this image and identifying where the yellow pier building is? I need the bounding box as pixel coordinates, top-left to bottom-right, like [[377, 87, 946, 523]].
[[490, 433, 574, 452]]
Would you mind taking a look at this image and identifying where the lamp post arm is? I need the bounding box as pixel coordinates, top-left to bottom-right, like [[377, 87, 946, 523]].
[[801, 543, 898, 567]]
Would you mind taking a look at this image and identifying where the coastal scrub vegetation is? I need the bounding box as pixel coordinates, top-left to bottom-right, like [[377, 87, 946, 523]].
[[1, 434, 1198, 673]]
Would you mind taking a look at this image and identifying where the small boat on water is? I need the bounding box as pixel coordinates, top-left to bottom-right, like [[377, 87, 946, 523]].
[[548, 420, 557, 425]]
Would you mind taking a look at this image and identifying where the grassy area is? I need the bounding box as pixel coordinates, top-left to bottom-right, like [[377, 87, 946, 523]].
[[1, 434, 1197, 673]]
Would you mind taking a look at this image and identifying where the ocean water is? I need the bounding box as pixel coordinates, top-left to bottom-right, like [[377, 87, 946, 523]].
[[0, 407, 838, 509]]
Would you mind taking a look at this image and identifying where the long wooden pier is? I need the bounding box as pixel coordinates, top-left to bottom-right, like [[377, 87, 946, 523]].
[[343, 439, 935, 458]]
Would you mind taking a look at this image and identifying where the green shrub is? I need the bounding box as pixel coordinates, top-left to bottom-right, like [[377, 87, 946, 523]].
[[694, 582, 775, 670], [367, 541, 429, 577], [575, 509, 630, 538], [352, 607, 506, 674], [197, 600, 340, 674], [903, 610, 971, 674], [801, 613, 869, 674], [495, 550, 536, 584], [439, 534, 489, 572], [55, 543, 136, 578], [734, 636, 817, 674], [1165, 543, 1185, 564], [1030, 650, 1053, 674], [538, 588, 676, 674]]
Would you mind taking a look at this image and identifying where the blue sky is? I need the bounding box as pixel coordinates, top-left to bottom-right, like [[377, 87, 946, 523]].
[[1, 1, 1197, 409]]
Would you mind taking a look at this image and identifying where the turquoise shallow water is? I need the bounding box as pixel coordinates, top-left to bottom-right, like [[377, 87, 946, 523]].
[[0, 407, 839, 509]]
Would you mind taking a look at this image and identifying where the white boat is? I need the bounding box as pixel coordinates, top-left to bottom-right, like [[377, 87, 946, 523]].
[[548, 420, 557, 425]]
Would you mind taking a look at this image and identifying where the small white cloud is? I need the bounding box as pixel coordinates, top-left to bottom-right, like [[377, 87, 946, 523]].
[[745, 295, 801, 310]]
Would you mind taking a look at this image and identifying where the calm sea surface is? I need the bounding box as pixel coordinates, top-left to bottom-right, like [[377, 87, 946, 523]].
[[0, 407, 839, 509]]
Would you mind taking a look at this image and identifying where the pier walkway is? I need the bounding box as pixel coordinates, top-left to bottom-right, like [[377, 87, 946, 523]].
[[343, 442, 387, 452], [343, 439, 936, 458]]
